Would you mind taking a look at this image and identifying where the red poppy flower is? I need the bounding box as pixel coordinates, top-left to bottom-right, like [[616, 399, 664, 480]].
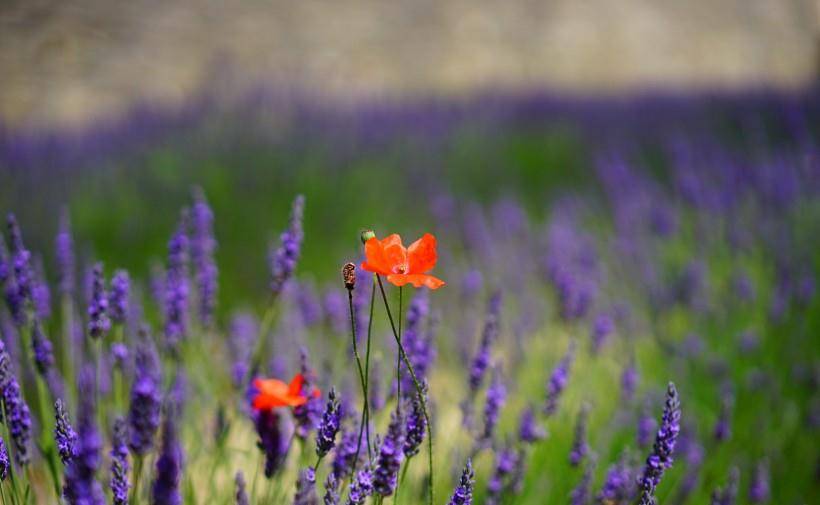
[[361, 233, 445, 289], [251, 373, 321, 411]]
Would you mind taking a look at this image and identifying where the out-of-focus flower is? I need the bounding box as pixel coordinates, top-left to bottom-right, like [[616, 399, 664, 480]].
[[251, 373, 320, 411], [165, 211, 190, 350], [0, 339, 31, 466], [569, 403, 590, 467], [518, 404, 546, 443], [332, 429, 361, 479], [128, 329, 162, 455], [569, 459, 594, 505], [486, 446, 517, 505], [254, 409, 291, 478], [361, 233, 445, 289], [294, 349, 324, 438], [543, 341, 575, 416], [710, 466, 739, 505], [590, 313, 614, 354], [403, 386, 427, 458], [468, 291, 502, 396], [346, 465, 374, 504], [56, 208, 75, 295], [597, 452, 636, 503], [0, 437, 8, 481], [31, 319, 55, 375], [54, 399, 78, 465], [748, 460, 770, 503], [713, 386, 733, 442], [63, 366, 105, 505], [621, 361, 639, 403], [269, 195, 305, 297], [374, 410, 405, 497], [448, 459, 474, 505], [152, 405, 184, 505], [228, 312, 257, 389], [323, 472, 340, 505], [191, 187, 218, 326], [110, 417, 130, 505], [482, 367, 506, 441], [235, 472, 249, 505], [293, 467, 317, 505], [88, 263, 111, 339], [109, 269, 130, 324]]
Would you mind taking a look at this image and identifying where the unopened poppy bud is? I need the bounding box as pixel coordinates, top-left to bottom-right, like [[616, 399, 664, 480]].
[[342, 263, 356, 290], [361, 230, 376, 244]]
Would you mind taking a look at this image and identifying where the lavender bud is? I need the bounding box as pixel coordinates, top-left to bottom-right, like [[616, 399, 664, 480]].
[[403, 386, 427, 458], [110, 417, 130, 505], [621, 362, 639, 403], [316, 388, 341, 458], [518, 405, 546, 443], [293, 467, 317, 505], [109, 269, 130, 324], [151, 407, 184, 505], [346, 465, 374, 504], [0, 437, 8, 481], [128, 330, 162, 455], [270, 195, 305, 297], [191, 187, 218, 326], [569, 403, 590, 467], [87, 263, 110, 339], [0, 340, 32, 466], [31, 319, 55, 375], [637, 382, 681, 505], [448, 459, 474, 505], [63, 366, 105, 505], [331, 429, 361, 479], [748, 460, 769, 503], [54, 399, 78, 465], [590, 313, 614, 354], [486, 447, 517, 505], [254, 409, 291, 478], [323, 472, 340, 505], [56, 208, 75, 294], [373, 410, 405, 496], [569, 459, 595, 505], [469, 291, 502, 394], [164, 211, 190, 350], [597, 452, 636, 503], [235, 471, 249, 505], [710, 466, 739, 505], [543, 342, 575, 416], [482, 367, 506, 441]]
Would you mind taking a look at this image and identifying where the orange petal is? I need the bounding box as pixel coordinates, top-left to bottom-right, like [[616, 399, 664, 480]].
[[380, 234, 407, 272], [387, 274, 446, 290], [407, 233, 438, 274], [362, 238, 390, 275], [254, 378, 289, 397], [287, 373, 306, 396]]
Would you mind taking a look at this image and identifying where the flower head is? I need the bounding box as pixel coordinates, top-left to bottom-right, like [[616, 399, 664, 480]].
[[293, 467, 318, 505], [361, 233, 445, 289], [235, 472, 249, 505], [373, 410, 406, 496], [109, 269, 130, 324], [54, 399, 78, 465], [269, 194, 305, 297], [88, 263, 111, 339], [128, 329, 162, 455], [0, 339, 32, 466], [637, 382, 681, 505], [252, 373, 321, 411], [316, 388, 342, 458], [518, 404, 546, 443], [0, 437, 8, 481], [191, 187, 218, 326], [448, 459, 474, 505], [346, 465, 374, 504], [110, 417, 130, 505]]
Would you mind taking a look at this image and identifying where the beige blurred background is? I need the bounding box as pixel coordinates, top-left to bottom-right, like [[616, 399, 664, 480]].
[[1, 0, 818, 128]]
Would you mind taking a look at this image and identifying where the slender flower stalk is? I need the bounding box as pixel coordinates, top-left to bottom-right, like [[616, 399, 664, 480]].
[[56, 208, 75, 295], [637, 382, 681, 505], [343, 261, 372, 463], [468, 291, 502, 395]]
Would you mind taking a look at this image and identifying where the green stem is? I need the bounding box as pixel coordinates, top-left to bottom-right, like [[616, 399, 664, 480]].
[[396, 286, 403, 412], [129, 455, 144, 505], [375, 275, 434, 505], [396, 458, 411, 505], [348, 285, 371, 468]]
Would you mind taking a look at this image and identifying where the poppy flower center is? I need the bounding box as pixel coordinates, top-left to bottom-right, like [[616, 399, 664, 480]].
[[392, 264, 407, 274]]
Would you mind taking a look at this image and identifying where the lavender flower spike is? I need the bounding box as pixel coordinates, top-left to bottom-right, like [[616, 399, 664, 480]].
[[597, 452, 636, 503], [191, 187, 218, 326], [448, 459, 474, 505], [482, 367, 506, 441], [164, 211, 190, 350], [62, 366, 105, 505], [543, 341, 575, 416], [518, 404, 546, 443], [569, 459, 594, 505], [331, 429, 360, 479], [0, 437, 8, 481], [569, 403, 590, 467], [235, 472, 249, 505], [637, 382, 681, 505], [403, 386, 428, 458], [110, 417, 130, 505], [56, 207, 76, 294], [374, 410, 406, 497], [749, 460, 770, 503], [316, 388, 341, 458], [0, 339, 32, 466], [32, 319, 55, 375], [7, 214, 33, 303], [87, 263, 111, 339], [152, 406, 184, 505], [54, 399, 78, 465], [269, 194, 305, 297], [346, 465, 374, 504], [128, 329, 162, 455], [468, 291, 502, 394], [293, 467, 317, 505], [486, 447, 517, 505], [109, 269, 130, 324], [323, 472, 340, 505]]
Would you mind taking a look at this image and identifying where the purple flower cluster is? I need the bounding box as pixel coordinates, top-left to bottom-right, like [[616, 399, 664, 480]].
[[468, 290, 502, 394], [486, 446, 518, 505], [87, 263, 111, 339], [316, 388, 342, 458], [373, 410, 406, 497], [269, 194, 305, 297], [164, 211, 190, 350], [254, 409, 291, 477], [346, 465, 374, 504], [63, 367, 105, 505], [597, 453, 636, 503], [590, 312, 614, 354], [152, 406, 184, 505], [235, 472, 249, 505], [0, 339, 32, 466], [518, 405, 546, 443], [128, 331, 162, 455], [482, 367, 506, 441], [110, 417, 130, 505], [569, 403, 590, 466], [191, 187, 218, 326], [403, 386, 427, 458], [56, 208, 75, 294], [637, 382, 681, 505], [109, 269, 130, 324], [54, 399, 78, 465], [749, 460, 770, 503], [400, 291, 432, 396], [323, 472, 340, 505], [711, 467, 739, 505], [0, 437, 8, 481], [331, 429, 361, 479], [447, 459, 474, 505], [228, 312, 257, 388], [31, 319, 55, 374], [569, 460, 594, 505], [543, 342, 575, 416]]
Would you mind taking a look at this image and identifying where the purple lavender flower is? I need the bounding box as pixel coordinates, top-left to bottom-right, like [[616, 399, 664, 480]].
[[400, 291, 432, 396], [293, 467, 317, 505], [448, 459, 474, 505], [31, 319, 55, 374], [294, 348, 322, 439], [373, 410, 405, 497], [228, 312, 257, 389], [0, 437, 8, 481], [111, 343, 129, 369], [332, 429, 361, 479], [482, 367, 506, 441], [621, 362, 639, 403], [128, 330, 162, 455], [675, 428, 704, 502], [597, 452, 636, 503], [56, 208, 75, 295], [63, 366, 105, 505], [0, 339, 32, 466], [32, 260, 51, 320], [269, 194, 305, 297], [733, 270, 755, 302], [254, 409, 291, 477], [637, 398, 658, 449], [316, 388, 341, 458], [637, 382, 681, 505], [403, 386, 427, 458], [461, 269, 483, 301], [87, 263, 110, 339], [518, 404, 546, 443], [296, 282, 322, 327], [469, 291, 502, 394], [110, 417, 130, 505], [711, 466, 739, 505], [235, 472, 249, 505], [151, 406, 184, 505], [543, 342, 575, 416], [54, 398, 78, 465], [569, 460, 594, 505], [164, 211, 190, 350], [109, 269, 130, 324], [749, 460, 769, 503], [569, 403, 590, 467], [322, 289, 347, 334], [346, 465, 374, 504], [590, 313, 614, 354], [486, 447, 517, 505], [323, 472, 340, 505], [190, 187, 218, 326], [7, 214, 32, 304]]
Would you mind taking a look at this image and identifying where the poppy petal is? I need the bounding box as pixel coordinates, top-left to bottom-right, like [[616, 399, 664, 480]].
[[381, 234, 407, 272], [407, 233, 438, 274], [387, 273, 446, 290], [287, 373, 305, 396], [362, 238, 391, 275]]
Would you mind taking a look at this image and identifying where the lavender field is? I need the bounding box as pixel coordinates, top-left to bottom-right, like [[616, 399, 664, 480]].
[[0, 88, 818, 504]]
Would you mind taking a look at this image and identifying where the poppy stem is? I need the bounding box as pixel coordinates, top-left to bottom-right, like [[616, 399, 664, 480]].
[[348, 280, 373, 467], [396, 285, 403, 412], [375, 274, 434, 505]]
